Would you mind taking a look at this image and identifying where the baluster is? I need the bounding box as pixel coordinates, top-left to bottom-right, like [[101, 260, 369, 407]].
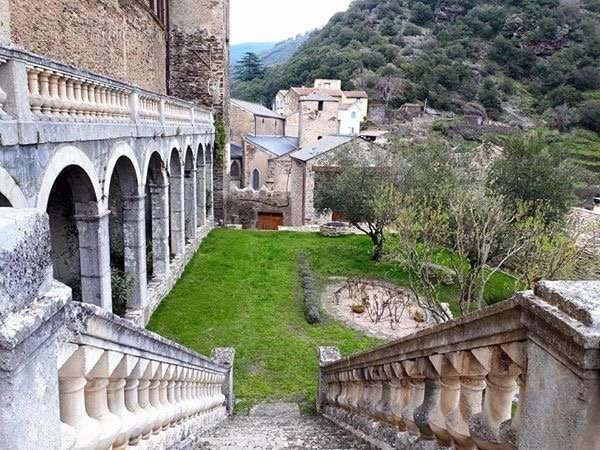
[[57, 76, 68, 118], [470, 344, 524, 450], [446, 350, 488, 450], [158, 364, 173, 430], [388, 362, 410, 430], [81, 82, 91, 120], [73, 79, 83, 120], [58, 345, 104, 450], [148, 361, 167, 434], [107, 354, 139, 450], [184, 368, 195, 420], [47, 72, 60, 118], [65, 78, 76, 120], [85, 350, 123, 449], [400, 359, 426, 436], [38, 70, 51, 119], [427, 354, 460, 446], [124, 358, 150, 444], [414, 358, 442, 442], [27, 68, 43, 117], [350, 368, 364, 411], [88, 84, 98, 118], [173, 366, 185, 425], [197, 371, 208, 425]]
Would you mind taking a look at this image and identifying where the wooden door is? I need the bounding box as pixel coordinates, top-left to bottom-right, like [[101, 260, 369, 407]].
[[257, 212, 284, 230]]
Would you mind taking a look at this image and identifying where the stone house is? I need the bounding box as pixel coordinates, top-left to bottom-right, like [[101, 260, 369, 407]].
[[273, 79, 368, 137], [230, 98, 286, 146]]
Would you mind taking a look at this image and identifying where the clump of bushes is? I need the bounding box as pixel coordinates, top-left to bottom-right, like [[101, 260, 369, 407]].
[[298, 253, 321, 324], [111, 269, 132, 317]]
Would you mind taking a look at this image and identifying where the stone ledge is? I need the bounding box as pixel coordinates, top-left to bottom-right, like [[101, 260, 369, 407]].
[[323, 406, 441, 450]]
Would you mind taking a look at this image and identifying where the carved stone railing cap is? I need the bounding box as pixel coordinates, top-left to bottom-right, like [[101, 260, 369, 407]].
[[534, 281, 600, 329], [62, 302, 228, 373]]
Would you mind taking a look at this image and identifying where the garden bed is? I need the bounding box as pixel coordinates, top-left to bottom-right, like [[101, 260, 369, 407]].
[[322, 277, 435, 340]]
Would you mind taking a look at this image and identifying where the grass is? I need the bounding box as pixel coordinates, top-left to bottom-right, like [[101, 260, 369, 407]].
[[147, 229, 516, 413]]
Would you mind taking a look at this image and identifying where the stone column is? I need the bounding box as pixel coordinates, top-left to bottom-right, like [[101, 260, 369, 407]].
[[0, 209, 70, 450], [74, 203, 112, 311], [518, 281, 600, 450], [207, 162, 214, 222], [122, 195, 147, 312], [184, 168, 198, 241], [197, 163, 207, 227], [317, 346, 341, 413], [149, 183, 170, 276], [169, 173, 185, 257], [212, 347, 236, 415]]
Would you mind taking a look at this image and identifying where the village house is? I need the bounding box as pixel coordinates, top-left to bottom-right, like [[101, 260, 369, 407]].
[[273, 79, 368, 137], [227, 92, 379, 230]]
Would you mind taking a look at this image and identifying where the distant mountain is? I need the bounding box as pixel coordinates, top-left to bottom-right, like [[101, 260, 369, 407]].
[[260, 33, 312, 66], [230, 42, 276, 68]]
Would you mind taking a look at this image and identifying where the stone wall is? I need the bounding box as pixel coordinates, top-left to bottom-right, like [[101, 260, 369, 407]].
[[8, 0, 167, 93], [299, 99, 340, 148], [230, 104, 284, 146], [168, 0, 230, 223], [225, 187, 290, 228], [243, 141, 271, 189]]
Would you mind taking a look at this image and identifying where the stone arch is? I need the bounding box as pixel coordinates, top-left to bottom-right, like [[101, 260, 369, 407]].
[[103, 142, 142, 199], [0, 167, 27, 207], [166, 146, 183, 176], [141, 142, 166, 187], [183, 146, 197, 242], [107, 155, 145, 315], [230, 160, 241, 178], [37, 145, 102, 211], [145, 152, 169, 280], [46, 164, 103, 305], [252, 168, 261, 191], [196, 143, 206, 226], [168, 148, 185, 258]]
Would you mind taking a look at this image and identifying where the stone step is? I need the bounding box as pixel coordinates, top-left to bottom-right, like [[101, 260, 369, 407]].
[[195, 403, 373, 450]]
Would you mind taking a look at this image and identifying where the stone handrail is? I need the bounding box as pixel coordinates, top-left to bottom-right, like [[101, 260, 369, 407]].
[[318, 281, 600, 450], [58, 302, 232, 450], [0, 45, 213, 146], [0, 209, 233, 450]]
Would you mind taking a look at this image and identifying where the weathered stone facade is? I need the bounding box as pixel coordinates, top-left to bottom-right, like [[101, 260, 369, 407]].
[[8, 0, 167, 93], [0, 46, 215, 323], [230, 100, 285, 146], [299, 97, 340, 147]]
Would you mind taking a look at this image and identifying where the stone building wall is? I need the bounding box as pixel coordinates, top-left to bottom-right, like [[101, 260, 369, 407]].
[[230, 104, 285, 145], [8, 0, 167, 93], [299, 99, 340, 148], [168, 0, 230, 223], [242, 141, 271, 189]]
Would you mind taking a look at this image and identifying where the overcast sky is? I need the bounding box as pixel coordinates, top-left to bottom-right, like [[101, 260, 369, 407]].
[[230, 0, 353, 44]]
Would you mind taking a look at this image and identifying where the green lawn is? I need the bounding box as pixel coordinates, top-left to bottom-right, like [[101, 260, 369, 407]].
[[147, 229, 516, 413]]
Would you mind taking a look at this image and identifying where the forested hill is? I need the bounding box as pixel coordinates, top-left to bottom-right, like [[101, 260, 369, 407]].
[[233, 0, 600, 132]]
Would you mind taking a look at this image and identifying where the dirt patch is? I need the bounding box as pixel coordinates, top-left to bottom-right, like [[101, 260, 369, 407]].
[[322, 277, 433, 341]]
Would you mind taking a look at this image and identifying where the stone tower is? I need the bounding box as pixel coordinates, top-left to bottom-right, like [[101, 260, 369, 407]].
[[168, 0, 231, 222], [298, 94, 340, 148]]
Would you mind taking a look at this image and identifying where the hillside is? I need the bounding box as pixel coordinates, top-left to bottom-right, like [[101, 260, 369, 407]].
[[230, 42, 276, 68], [260, 33, 311, 66], [234, 0, 600, 140]]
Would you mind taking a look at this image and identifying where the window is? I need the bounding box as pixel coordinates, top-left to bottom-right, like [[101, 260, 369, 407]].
[[230, 160, 240, 178], [252, 169, 260, 191], [351, 111, 357, 119], [318, 101, 324, 111]]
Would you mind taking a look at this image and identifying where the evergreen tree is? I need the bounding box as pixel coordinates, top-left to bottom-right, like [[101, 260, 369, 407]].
[[234, 52, 265, 82]]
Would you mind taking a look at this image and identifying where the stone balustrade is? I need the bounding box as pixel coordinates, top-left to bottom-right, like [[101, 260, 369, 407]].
[[0, 45, 213, 146], [318, 282, 600, 450], [58, 302, 232, 450], [1, 209, 233, 450]]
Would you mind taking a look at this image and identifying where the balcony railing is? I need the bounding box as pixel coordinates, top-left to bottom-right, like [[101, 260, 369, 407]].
[[318, 281, 600, 450], [0, 45, 213, 146]]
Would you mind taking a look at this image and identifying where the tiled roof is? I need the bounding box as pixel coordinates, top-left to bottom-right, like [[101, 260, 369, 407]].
[[290, 136, 354, 162], [343, 90, 368, 98], [245, 135, 300, 156], [231, 98, 285, 120]]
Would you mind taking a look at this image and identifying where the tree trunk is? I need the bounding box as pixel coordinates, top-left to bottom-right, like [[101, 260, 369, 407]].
[[371, 233, 384, 261]]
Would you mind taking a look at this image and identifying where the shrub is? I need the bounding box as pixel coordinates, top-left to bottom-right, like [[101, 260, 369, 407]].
[[578, 100, 600, 132], [111, 269, 132, 317], [298, 253, 321, 324]]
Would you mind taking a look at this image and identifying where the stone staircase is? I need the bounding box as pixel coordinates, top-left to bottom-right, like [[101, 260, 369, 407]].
[[195, 403, 372, 450]]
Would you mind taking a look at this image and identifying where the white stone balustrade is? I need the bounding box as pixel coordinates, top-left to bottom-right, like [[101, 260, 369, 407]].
[[55, 301, 233, 450], [318, 281, 600, 450], [0, 46, 213, 147]]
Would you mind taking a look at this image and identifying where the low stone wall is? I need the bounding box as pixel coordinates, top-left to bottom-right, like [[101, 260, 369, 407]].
[[225, 187, 290, 228], [318, 281, 600, 450]]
